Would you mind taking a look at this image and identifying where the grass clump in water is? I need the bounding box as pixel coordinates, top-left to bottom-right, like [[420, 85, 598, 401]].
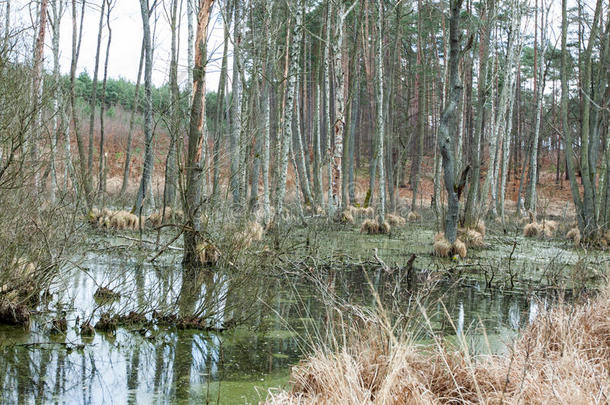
[[267, 282, 610, 404]]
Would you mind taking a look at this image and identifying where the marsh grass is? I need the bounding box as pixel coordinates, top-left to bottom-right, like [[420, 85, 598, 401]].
[[266, 276, 610, 404]]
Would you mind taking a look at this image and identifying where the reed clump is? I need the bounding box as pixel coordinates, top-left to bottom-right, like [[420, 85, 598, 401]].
[[386, 214, 406, 227], [566, 227, 581, 246], [360, 219, 391, 235], [433, 232, 467, 258], [267, 283, 610, 404], [407, 211, 421, 222]]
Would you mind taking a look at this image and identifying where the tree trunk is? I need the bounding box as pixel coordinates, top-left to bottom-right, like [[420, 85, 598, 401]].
[[331, 0, 345, 211], [578, 0, 603, 236], [376, 0, 385, 222], [464, 0, 493, 227], [163, 0, 180, 210], [134, 0, 155, 214], [229, 0, 242, 206], [69, 0, 91, 208], [87, 0, 106, 183], [275, 0, 301, 218], [97, 0, 113, 200], [120, 39, 144, 197], [439, 0, 465, 244], [183, 0, 215, 267]]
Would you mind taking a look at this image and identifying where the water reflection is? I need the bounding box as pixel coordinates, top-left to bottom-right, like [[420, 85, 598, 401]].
[[0, 252, 565, 404]]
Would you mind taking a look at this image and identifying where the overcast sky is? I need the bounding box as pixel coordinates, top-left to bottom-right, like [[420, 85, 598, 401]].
[[8, 0, 231, 91]]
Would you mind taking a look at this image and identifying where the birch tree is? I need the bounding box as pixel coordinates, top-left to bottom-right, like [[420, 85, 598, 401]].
[[87, 0, 106, 182], [376, 0, 385, 223], [331, 0, 345, 212], [275, 0, 301, 218], [134, 0, 155, 214], [229, 0, 242, 206], [464, 0, 493, 227], [119, 40, 144, 196], [97, 0, 113, 200]]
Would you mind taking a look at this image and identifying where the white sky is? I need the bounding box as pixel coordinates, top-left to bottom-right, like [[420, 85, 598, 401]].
[[3, 0, 603, 92], [7, 0, 230, 91]]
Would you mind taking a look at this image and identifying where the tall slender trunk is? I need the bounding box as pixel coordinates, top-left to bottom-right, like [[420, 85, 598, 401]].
[[464, 0, 493, 227], [87, 0, 106, 182], [212, 0, 232, 200], [70, 0, 91, 207], [525, 1, 546, 215], [134, 0, 154, 214], [331, 0, 345, 211], [411, 0, 424, 212], [229, 0, 242, 206], [261, 0, 273, 222], [163, 0, 180, 210], [50, 0, 63, 203], [313, 83, 323, 206], [293, 69, 313, 205], [120, 39, 144, 196], [31, 0, 49, 194], [439, 0, 465, 244], [578, 0, 603, 235], [324, 1, 333, 215], [275, 0, 301, 218], [376, 0, 385, 222], [97, 0, 112, 200], [498, 4, 521, 219], [183, 0, 215, 267]]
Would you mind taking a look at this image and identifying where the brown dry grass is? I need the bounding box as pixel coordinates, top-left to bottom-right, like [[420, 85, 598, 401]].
[[566, 227, 581, 246], [361, 219, 391, 235], [386, 214, 406, 227], [267, 283, 610, 404], [433, 233, 468, 258]]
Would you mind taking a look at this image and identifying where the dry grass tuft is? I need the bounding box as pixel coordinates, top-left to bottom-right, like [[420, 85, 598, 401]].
[[462, 229, 484, 248], [147, 207, 183, 227], [433, 233, 468, 258], [267, 283, 610, 404], [433, 235, 452, 257], [351, 206, 375, 218], [339, 209, 355, 224], [452, 239, 467, 258], [386, 214, 406, 227], [89, 208, 141, 231], [524, 222, 543, 237], [524, 220, 556, 238], [566, 227, 581, 246], [360, 219, 391, 235], [407, 211, 421, 222], [474, 219, 486, 237], [196, 242, 220, 266]]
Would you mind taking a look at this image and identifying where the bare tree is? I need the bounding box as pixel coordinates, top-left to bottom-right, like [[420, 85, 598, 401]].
[[183, 0, 215, 266]]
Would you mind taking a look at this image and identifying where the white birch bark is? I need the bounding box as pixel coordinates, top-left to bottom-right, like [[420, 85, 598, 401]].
[[275, 1, 302, 218], [376, 0, 385, 222], [331, 0, 345, 211], [324, 1, 333, 217], [187, 0, 194, 100], [526, 22, 546, 215], [230, 0, 242, 205], [50, 0, 63, 203], [496, 2, 522, 219], [261, 0, 272, 223]]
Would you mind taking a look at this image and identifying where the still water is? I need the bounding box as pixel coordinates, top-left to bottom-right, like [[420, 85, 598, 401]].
[[0, 248, 562, 404]]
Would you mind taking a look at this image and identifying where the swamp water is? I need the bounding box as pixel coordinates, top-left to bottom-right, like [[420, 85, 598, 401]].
[[0, 231, 594, 404]]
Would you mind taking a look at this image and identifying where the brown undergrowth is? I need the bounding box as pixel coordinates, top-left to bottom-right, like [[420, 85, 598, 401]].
[[266, 282, 610, 404]]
